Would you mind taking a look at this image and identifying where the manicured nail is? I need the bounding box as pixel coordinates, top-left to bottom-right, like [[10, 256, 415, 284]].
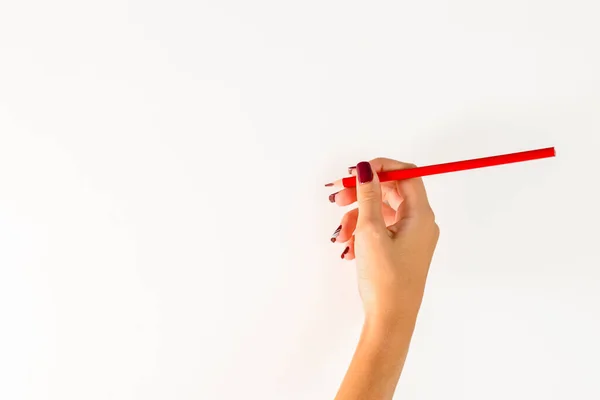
[[324, 182, 334, 187], [356, 161, 373, 184], [329, 191, 339, 203], [341, 246, 350, 259], [330, 225, 342, 243], [348, 166, 356, 174]]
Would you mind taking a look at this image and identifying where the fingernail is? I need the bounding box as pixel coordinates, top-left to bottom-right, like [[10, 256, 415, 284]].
[[341, 246, 350, 259], [348, 166, 356, 175], [330, 225, 342, 243], [324, 182, 334, 187], [356, 161, 373, 184], [329, 191, 339, 203]]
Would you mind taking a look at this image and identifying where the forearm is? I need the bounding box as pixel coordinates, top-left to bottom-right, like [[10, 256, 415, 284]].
[[335, 313, 418, 400]]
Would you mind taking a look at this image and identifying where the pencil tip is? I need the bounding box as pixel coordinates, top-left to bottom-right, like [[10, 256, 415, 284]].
[[324, 183, 334, 187]]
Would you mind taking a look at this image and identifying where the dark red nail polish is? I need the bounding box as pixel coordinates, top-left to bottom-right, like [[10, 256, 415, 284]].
[[356, 161, 373, 184], [329, 191, 339, 203], [341, 246, 350, 259], [348, 166, 356, 174], [331, 225, 342, 243], [324, 182, 334, 187]]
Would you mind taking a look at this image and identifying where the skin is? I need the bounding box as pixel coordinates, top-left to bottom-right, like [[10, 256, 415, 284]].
[[331, 158, 440, 400]]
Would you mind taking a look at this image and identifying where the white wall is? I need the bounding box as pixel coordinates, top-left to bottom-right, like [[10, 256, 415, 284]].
[[1, 1, 599, 399]]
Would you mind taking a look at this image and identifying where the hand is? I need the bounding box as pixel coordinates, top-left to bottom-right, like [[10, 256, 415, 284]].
[[329, 158, 439, 322]]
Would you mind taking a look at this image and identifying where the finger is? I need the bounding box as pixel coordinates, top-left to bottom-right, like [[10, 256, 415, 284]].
[[348, 163, 406, 211], [332, 209, 358, 243], [369, 157, 431, 217], [388, 200, 437, 236], [330, 202, 396, 244], [332, 183, 403, 211], [329, 186, 403, 224], [382, 203, 396, 226], [355, 161, 386, 230], [341, 237, 355, 260], [328, 187, 356, 206]]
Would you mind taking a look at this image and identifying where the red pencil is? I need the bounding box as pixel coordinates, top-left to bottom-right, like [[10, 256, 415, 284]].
[[328, 147, 556, 188]]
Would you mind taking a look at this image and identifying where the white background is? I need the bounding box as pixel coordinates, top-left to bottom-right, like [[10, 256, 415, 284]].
[[1, 1, 599, 399]]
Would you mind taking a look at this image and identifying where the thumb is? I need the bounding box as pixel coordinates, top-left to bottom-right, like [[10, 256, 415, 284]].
[[355, 161, 385, 230]]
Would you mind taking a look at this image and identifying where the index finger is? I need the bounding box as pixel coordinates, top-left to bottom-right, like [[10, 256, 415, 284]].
[[367, 157, 432, 216]]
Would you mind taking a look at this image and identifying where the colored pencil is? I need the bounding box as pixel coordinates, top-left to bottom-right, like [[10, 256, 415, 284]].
[[328, 147, 556, 188]]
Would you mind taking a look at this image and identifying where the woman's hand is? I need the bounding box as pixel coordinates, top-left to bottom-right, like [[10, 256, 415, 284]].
[[330, 158, 439, 400], [329, 158, 439, 323]]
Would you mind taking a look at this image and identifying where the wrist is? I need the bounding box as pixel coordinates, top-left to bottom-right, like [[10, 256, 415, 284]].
[[364, 296, 422, 326], [363, 308, 418, 342]]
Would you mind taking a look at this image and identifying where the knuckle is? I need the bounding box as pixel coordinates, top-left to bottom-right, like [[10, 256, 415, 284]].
[[419, 208, 440, 241], [369, 158, 417, 171], [369, 157, 386, 166], [431, 224, 440, 246], [359, 192, 379, 204], [421, 207, 436, 223]]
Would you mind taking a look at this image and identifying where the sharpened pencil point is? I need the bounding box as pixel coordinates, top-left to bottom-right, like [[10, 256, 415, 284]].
[[324, 182, 334, 187]]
